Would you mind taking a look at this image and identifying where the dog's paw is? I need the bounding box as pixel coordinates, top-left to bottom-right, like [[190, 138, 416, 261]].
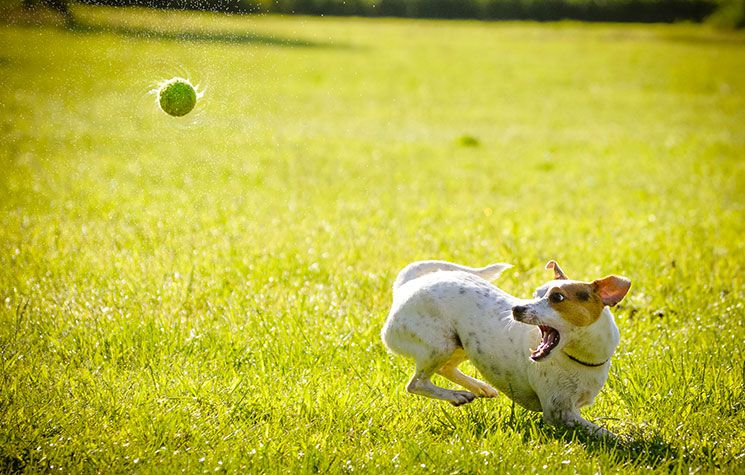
[[472, 382, 499, 398], [448, 391, 477, 406]]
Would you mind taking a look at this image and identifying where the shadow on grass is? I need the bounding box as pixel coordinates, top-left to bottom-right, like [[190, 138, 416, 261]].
[[434, 404, 689, 470], [550, 425, 684, 470], [66, 19, 346, 49]]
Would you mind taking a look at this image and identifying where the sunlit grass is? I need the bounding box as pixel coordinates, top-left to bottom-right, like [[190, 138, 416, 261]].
[[1, 5, 744, 473]]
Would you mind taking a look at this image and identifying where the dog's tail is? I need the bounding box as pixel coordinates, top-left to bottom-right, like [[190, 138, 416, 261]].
[[392, 260, 512, 292]]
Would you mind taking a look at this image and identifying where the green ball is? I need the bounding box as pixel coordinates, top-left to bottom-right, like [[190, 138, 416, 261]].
[[158, 78, 197, 117]]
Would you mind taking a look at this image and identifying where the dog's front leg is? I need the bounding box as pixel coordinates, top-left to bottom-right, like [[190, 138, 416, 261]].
[[543, 406, 615, 439]]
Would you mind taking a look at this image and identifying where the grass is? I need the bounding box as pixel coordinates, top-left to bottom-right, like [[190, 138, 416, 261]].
[[1, 5, 744, 473]]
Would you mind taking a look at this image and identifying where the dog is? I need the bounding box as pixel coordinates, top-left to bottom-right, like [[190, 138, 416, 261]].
[[381, 260, 631, 438]]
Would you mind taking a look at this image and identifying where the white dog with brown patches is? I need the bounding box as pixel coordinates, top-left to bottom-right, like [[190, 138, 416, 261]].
[[381, 260, 630, 438]]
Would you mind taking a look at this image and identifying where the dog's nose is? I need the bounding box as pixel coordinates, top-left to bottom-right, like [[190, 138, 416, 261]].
[[512, 305, 527, 320]]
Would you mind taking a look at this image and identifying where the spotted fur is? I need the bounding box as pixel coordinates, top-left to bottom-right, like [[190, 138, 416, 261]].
[[381, 260, 631, 439]]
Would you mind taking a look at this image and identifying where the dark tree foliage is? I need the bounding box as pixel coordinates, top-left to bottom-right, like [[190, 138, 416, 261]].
[[77, 0, 719, 23]]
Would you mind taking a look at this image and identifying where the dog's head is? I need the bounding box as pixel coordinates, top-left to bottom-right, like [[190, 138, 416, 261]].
[[512, 260, 630, 361]]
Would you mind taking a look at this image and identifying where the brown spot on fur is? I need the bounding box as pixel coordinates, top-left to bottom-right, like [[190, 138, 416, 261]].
[[548, 282, 605, 326]]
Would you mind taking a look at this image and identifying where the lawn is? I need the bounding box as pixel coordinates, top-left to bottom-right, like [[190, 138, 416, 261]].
[[1, 5, 744, 473]]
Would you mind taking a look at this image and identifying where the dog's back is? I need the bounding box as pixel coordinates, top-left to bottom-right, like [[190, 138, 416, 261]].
[[392, 260, 511, 293], [384, 261, 513, 354]]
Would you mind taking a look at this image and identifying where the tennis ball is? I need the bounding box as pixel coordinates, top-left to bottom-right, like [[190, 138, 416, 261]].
[[158, 78, 197, 117]]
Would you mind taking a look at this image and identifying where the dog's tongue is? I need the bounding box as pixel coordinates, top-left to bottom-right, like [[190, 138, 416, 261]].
[[531, 325, 560, 361]]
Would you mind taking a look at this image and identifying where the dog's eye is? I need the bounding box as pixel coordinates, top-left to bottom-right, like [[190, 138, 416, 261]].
[[549, 292, 565, 303]]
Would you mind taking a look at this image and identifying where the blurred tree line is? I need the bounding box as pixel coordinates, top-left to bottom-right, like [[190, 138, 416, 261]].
[[20, 0, 745, 27]]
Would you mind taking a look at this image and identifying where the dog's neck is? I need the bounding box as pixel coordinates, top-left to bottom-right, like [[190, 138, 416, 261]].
[[562, 307, 620, 366]]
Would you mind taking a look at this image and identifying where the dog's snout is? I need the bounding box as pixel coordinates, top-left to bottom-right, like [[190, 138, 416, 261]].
[[512, 305, 527, 320]]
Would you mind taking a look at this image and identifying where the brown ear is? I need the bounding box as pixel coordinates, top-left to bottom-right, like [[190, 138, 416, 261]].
[[593, 275, 631, 307], [545, 260, 568, 280]]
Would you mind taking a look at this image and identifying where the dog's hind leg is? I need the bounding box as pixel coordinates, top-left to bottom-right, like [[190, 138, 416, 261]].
[[438, 350, 499, 398], [407, 360, 477, 407], [384, 308, 477, 406], [404, 345, 478, 406]]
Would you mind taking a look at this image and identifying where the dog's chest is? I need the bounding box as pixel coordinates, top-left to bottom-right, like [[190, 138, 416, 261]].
[[572, 367, 609, 407], [532, 359, 609, 408]]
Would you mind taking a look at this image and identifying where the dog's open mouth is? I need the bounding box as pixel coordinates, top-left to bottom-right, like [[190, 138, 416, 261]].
[[531, 325, 560, 361]]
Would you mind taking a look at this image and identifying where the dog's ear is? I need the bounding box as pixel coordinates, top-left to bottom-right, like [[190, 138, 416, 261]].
[[592, 276, 631, 307], [545, 260, 569, 280]]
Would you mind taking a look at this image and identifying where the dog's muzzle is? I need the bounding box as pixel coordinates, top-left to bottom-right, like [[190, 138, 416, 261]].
[[512, 305, 528, 321]]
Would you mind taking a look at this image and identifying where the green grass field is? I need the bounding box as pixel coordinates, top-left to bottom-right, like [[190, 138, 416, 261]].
[[1, 5, 744, 473]]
